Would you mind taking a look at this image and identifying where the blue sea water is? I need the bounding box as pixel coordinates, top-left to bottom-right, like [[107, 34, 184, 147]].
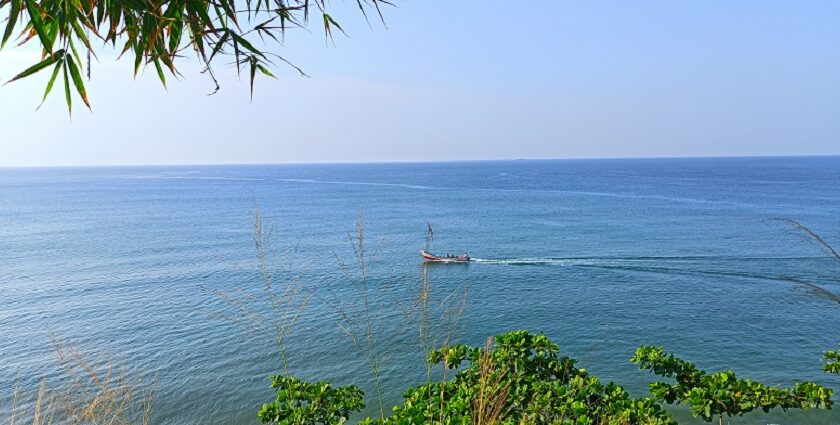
[[1, 157, 840, 424]]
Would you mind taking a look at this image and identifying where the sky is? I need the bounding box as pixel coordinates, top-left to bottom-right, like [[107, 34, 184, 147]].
[[0, 1, 839, 166]]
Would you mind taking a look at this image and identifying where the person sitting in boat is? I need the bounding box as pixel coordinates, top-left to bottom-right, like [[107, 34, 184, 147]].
[[464, 252, 470, 261]]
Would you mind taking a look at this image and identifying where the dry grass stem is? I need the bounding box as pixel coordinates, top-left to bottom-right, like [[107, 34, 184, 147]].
[[52, 341, 156, 425], [8, 385, 20, 425], [472, 337, 511, 425], [4, 341, 155, 425]]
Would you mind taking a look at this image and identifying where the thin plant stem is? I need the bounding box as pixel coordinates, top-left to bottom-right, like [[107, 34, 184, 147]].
[[207, 203, 309, 377]]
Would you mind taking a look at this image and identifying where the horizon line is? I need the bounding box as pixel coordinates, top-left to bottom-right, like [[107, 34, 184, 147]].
[[1, 153, 838, 169]]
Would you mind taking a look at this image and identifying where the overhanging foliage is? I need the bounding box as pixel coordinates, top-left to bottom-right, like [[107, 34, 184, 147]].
[[0, 0, 389, 112]]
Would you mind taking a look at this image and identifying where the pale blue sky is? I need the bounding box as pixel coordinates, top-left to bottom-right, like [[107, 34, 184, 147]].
[[0, 1, 838, 166]]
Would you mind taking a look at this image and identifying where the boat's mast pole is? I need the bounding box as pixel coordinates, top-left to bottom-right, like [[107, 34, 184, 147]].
[[425, 222, 434, 252]]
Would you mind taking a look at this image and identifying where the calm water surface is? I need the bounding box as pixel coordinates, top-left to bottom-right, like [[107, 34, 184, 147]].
[[2, 157, 840, 424]]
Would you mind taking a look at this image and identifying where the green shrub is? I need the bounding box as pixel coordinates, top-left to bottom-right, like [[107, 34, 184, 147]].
[[261, 331, 675, 425], [258, 376, 365, 425], [632, 345, 833, 423], [259, 331, 840, 425]]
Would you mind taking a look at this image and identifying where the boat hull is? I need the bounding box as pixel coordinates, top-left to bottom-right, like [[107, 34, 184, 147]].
[[421, 250, 470, 263]]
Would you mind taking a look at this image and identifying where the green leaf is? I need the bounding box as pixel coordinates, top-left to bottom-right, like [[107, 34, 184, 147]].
[[217, 0, 238, 30], [207, 29, 229, 64], [322, 13, 347, 42], [37, 56, 63, 109], [69, 38, 83, 69], [66, 54, 90, 109], [63, 58, 71, 115], [2, 0, 22, 49], [256, 64, 275, 78], [70, 19, 95, 57], [157, 49, 177, 74], [188, 0, 213, 29], [3, 49, 63, 84], [153, 57, 166, 88], [133, 42, 142, 76], [168, 19, 184, 53], [248, 55, 256, 100], [231, 33, 263, 58], [95, 0, 105, 26], [24, 0, 54, 53], [120, 0, 144, 12]]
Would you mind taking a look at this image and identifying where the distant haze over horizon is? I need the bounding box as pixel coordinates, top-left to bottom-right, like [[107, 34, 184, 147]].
[[2, 154, 840, 169], [1, 1, 838, 167]]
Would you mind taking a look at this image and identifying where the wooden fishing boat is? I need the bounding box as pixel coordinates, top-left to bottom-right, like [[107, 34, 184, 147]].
[[420, 250, 471, 263]]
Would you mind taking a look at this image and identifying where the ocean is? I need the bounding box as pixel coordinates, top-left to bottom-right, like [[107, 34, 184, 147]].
[[2, 157, 840, 424]]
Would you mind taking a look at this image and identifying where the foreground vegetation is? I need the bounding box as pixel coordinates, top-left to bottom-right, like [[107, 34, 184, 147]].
[[257, 329, 838, 425]]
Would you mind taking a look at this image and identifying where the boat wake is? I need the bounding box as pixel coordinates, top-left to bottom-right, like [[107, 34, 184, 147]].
[[467, 256, 839, 288], [470, 257, 599, 266], [470, 256, 724, 266]]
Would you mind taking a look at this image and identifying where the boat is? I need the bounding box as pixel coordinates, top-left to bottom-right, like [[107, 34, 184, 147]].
[[421, 250, 471, 263]]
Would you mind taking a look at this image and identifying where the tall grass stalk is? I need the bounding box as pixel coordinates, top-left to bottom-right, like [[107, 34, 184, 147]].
[[414, 224, 470, 363], [6, 384, 20, 425], [776, 218, 840, 263], [327, 215, 388, 418], [417, 265, 432, 385], [32, 379, 56, 425], [412, 223, 470, 417], [776, 219, 840, 303], [208, 205, 309, 375]]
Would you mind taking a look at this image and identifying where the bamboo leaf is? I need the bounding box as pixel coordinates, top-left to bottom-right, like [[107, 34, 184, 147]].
[[248, 55, 256, 101], [133, 42, 142, 76], [24, 0, 54, 53], [66, 54, 90, 108], [232, 33, 239, 77], [120, 0, 144, 12], [106, 2, 122, 43], [153, 57, 166, 88], [327, 14, 346, 34], [3, 49, 62, 84], [95, 0, 104, 26], [69, 38, 83, 68], [354, 0, 369, 25], [230, 33, 263, 58], [157, 48, 176, 74], [322, 13, 346, 42], [371, 0, 390, 26], [37, 57, 63, 109], [188, 0, 213, 29], [43, 18, 57, 52], [207, 29, 228, 63], [2, 0, 22, 48], [70, 19, 95, 58], [218, 0, 238, 30], [63, 58, 71, 115], [256, 64, 275, 78], [168, 19, 183, 53]]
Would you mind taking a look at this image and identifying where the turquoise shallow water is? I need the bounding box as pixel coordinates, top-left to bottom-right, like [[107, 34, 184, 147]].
[[2, 157, 840, 424]]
